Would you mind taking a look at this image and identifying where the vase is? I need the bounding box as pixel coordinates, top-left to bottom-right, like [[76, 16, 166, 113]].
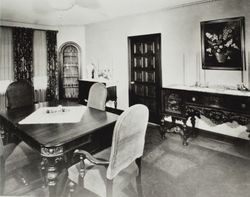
[[215, 52, 227, 63]]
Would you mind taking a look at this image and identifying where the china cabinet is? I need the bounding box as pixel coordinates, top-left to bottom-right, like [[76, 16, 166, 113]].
[[59, 42, 81, 99]]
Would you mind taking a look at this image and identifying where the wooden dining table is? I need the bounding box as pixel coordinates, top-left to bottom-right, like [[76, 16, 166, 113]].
[[0, 101, 119, 197]]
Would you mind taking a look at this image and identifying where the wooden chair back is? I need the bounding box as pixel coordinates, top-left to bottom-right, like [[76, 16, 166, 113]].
[[6, 80, 34, 109]]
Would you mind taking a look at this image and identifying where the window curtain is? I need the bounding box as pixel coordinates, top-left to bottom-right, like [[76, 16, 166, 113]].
[[0, 27, 13, 110], [0, 27, 13, 91], [46, 31, 58, 101], [33, 30, 47, 102], [13, 27, 33, 82]]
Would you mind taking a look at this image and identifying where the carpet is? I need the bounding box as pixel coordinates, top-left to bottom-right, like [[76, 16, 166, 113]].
[[4, 124, 250, 197], [141, 125, 250, 197]]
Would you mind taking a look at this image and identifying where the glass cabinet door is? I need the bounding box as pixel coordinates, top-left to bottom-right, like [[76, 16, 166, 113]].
[[59, 43, 80, 99]]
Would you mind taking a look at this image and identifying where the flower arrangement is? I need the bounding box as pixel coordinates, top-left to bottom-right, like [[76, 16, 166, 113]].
[[205, 23, 240, 63], [98, 68, 111, 80]]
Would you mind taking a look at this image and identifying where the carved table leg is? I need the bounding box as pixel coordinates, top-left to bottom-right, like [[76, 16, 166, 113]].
[[47, 165, 58, 197], [40, 157, 48, 188], [41, 146, 65, 197]]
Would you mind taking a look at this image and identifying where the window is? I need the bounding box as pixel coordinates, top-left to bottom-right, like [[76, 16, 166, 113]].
[[33, 30, 47, 102], [33, 30, 47, 90]]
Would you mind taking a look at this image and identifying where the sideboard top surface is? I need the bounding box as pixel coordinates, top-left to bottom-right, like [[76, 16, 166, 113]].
[[165, 84, 250, 97]]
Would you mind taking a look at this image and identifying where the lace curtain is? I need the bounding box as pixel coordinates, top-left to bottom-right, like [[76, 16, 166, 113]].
[[33, 30, 48, 102], [46, 31, 58, 101], [13, 27, 33, 82]]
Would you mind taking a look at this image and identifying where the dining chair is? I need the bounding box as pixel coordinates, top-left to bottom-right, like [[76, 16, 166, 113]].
[[6, 79, 34, 109], [67, 104, 149, 197], [87, 82, 107, 111], [1, 80, 39, 193]]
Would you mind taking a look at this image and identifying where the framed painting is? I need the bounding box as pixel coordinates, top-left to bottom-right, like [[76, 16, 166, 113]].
[[201, 17, 245, 70]]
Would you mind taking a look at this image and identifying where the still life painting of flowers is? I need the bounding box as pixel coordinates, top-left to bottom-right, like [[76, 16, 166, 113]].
[[201, 17, 245, 70]]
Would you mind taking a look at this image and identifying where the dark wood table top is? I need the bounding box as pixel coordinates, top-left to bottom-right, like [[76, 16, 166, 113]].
[[0, 101, 119, 153]]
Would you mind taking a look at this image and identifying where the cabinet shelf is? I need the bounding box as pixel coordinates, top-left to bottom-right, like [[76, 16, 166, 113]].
[[64, 76, 79, 78]]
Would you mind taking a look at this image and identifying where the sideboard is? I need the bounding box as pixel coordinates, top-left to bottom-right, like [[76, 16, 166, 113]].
[[161, 85, 250, 145]]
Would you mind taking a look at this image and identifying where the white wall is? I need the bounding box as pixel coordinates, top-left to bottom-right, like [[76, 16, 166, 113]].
[[85, 0, 250, 109], [84, 0, 250, 139]]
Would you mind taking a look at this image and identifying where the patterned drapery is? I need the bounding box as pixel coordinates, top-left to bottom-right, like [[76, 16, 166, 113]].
[[46, 31, 58, 101], [13, 27, 33, 82]]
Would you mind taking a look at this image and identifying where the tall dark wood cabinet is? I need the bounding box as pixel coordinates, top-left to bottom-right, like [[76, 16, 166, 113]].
[[59, 42, 81, 100]]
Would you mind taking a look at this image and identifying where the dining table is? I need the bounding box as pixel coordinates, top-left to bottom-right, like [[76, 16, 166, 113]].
[[0, 101, 119, 197]]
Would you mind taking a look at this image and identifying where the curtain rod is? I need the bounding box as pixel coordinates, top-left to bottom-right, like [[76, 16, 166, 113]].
[[0, 25, 58, 33]]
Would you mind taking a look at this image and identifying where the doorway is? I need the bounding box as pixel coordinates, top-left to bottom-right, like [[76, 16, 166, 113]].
[[128, 33, 162, 123]]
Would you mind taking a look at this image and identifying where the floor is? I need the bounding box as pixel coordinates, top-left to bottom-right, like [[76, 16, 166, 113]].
[[3, 125, 250, 197]]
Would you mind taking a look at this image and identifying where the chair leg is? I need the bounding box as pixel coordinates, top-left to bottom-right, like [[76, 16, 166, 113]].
[[0, 156, 5, 195], [135, 158, 143, 197], [106, 179, 113, 197], [16, 169, 29, 186], [68, 181, 76, 197]]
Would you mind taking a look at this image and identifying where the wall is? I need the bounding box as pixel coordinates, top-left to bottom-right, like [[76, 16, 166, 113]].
[[84, 0, 250, 139]]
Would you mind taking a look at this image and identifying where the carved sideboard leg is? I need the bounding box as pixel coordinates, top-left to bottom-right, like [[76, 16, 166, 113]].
[[190, 116, 198, 138], [160, 115, 169, 139], [182, 119, 188, 146], [245, 124, 250, 139]]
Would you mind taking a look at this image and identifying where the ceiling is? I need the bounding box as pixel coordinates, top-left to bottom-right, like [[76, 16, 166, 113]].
[[0, 0, 215, 26]]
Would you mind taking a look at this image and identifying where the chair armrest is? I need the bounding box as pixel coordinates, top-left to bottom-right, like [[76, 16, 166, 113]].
[[74, 149, 109, 166]]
